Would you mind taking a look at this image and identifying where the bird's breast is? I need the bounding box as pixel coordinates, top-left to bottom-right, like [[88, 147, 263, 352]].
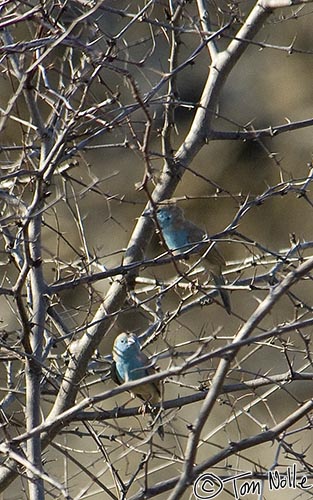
[[162, 229, 189, 252]]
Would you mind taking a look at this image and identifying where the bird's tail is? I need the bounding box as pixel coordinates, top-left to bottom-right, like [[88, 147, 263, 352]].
[[212, 273, 231, 314]]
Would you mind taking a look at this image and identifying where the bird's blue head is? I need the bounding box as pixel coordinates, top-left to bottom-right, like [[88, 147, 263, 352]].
[[156, 207, 173, 230], [156, 205, 182, 230], [113, 333, 140, 358]]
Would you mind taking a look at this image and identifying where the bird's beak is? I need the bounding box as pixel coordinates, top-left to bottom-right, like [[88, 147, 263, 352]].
[[127, 335, 136, 346]]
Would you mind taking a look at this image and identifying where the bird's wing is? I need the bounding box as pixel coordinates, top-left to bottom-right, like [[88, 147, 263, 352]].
[[185, 220, 225, 268], [110, 360, 123, 385], [137, 350, 155, 376], [184, 220, 205, 246]]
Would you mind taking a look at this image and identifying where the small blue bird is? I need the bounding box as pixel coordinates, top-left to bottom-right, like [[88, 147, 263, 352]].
[[111, 332, 164, 438], [152, 202, 231, 314]]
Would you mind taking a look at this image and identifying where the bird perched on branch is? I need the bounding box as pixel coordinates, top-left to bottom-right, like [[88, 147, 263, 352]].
[[149, 201, 231, 314], [111, 332, 164, 438]]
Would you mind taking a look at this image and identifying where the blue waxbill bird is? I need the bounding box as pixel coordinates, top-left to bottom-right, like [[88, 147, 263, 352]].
[[111, 332, 164, 438], [151, 202, 231, 314]]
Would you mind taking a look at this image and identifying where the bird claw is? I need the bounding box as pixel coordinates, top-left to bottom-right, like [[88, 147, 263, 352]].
[[139, 402, 150, 415], [140, 402, 165, 439]]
